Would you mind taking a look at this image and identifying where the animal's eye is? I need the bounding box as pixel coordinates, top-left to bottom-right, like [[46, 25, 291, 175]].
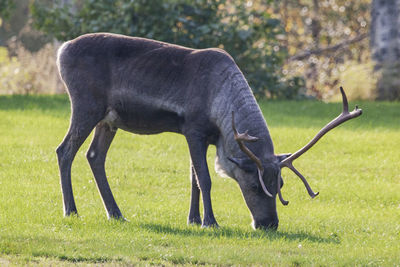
[[250, 182, 259, 191]]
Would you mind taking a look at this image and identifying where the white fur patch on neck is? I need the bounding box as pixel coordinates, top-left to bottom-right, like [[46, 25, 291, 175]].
[[214, 156, 233, 178]]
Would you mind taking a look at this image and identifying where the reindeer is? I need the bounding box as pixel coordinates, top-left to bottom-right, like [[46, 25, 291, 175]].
[[56, 33, 362, 229]]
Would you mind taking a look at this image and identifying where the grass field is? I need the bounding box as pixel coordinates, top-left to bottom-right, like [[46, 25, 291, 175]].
[[0, 94, 399, 266]]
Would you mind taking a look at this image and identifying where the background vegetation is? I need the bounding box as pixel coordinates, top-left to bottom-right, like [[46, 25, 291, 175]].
[[1, 0, 380, 100], [31, 0, 305, 99]]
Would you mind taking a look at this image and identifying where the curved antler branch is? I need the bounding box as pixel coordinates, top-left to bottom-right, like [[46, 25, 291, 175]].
[[280, 87, 362, 198], [258, 169, 272, 198], [277, 172, 289, 205], [232, 111, 262, 170], [232, 111, 273, 197], [285, 162, 319, 198]]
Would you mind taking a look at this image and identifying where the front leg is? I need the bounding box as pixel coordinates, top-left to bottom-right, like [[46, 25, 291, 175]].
[[185, 133, 218, 228], [188, 163, 201, 225]]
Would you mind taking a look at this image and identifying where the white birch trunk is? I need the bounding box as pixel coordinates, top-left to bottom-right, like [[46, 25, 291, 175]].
[[371, 0, 400, 100]]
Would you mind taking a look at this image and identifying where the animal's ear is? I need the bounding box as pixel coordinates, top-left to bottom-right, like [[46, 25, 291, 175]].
[[276, 153, 292, 162], [227, 157, 256, 172]]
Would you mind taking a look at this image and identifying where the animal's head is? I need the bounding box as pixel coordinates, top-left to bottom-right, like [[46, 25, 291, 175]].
[[229, 87, 362, 230], [228, 152, 287, 230]]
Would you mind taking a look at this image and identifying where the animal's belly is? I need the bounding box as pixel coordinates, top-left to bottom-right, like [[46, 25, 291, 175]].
[[101, 105, 183, 134]]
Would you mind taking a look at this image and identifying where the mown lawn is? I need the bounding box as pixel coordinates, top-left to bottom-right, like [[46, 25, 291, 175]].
[[0, 94, 399, 266]]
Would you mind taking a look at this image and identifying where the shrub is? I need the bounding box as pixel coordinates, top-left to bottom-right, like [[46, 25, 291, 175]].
[[0, 42, 61, 94], [31, 0, 303, 99]]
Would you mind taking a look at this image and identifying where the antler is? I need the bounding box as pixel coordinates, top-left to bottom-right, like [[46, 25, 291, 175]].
[[279, 87, 362, 200], [232, 111, 273, 197], [277, 172, 289, 205]]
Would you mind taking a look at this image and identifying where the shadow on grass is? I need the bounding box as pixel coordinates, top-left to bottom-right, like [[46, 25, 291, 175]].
[[33, 252, 121, 264], [139, 222, 340, 244], [0, 235, 124, 264]]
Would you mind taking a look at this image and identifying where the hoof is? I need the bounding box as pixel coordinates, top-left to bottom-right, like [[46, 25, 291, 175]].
[[108, 213, 127, 221], [107, 208, 125, 220], [64, 209, 78, 217], [188, 216, 202, 225], [201, 222, 219, 228], [201, 217, 219, 228]]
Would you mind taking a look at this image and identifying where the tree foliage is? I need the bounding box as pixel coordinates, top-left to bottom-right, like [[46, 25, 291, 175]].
[[31, 0, 305, 99], [275, 0, 370, 99], [0, 0, 15, 21]]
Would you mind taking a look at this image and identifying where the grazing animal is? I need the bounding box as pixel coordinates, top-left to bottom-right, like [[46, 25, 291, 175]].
[[56, 33, 362, 229]]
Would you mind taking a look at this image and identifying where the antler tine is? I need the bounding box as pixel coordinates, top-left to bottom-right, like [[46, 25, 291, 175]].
[[232, 111, 262, 170], [340, 86, 349, 113], [277, 172, 289, 205], [280, 87, 362, 198], [232, 113, 259, 143], [286, 164, 319, 198], [232, 111, 273, 198]]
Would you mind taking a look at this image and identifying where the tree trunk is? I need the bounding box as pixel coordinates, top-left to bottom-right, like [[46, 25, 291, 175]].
[[306, 0, 321, 98], [371, 0, 400, 100]]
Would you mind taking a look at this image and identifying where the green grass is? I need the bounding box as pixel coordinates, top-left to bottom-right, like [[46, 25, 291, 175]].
[[0, 94, 399, 266]]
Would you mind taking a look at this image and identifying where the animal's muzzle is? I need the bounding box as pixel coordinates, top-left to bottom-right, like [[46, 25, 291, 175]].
[[252, 217, 279, 230]]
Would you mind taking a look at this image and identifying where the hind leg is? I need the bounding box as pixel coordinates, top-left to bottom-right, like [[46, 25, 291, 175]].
[[56, 106, 104, 216], [86, 123, 124, 219]]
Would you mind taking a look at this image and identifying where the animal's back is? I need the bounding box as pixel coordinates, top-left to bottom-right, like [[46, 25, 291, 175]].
[[56, 33, 237, 134], [57, 33, 190, 94], [57, 32, 233, 92]]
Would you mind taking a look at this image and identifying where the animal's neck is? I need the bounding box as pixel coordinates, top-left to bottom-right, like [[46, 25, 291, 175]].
[[210, 67, 274, 165]]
